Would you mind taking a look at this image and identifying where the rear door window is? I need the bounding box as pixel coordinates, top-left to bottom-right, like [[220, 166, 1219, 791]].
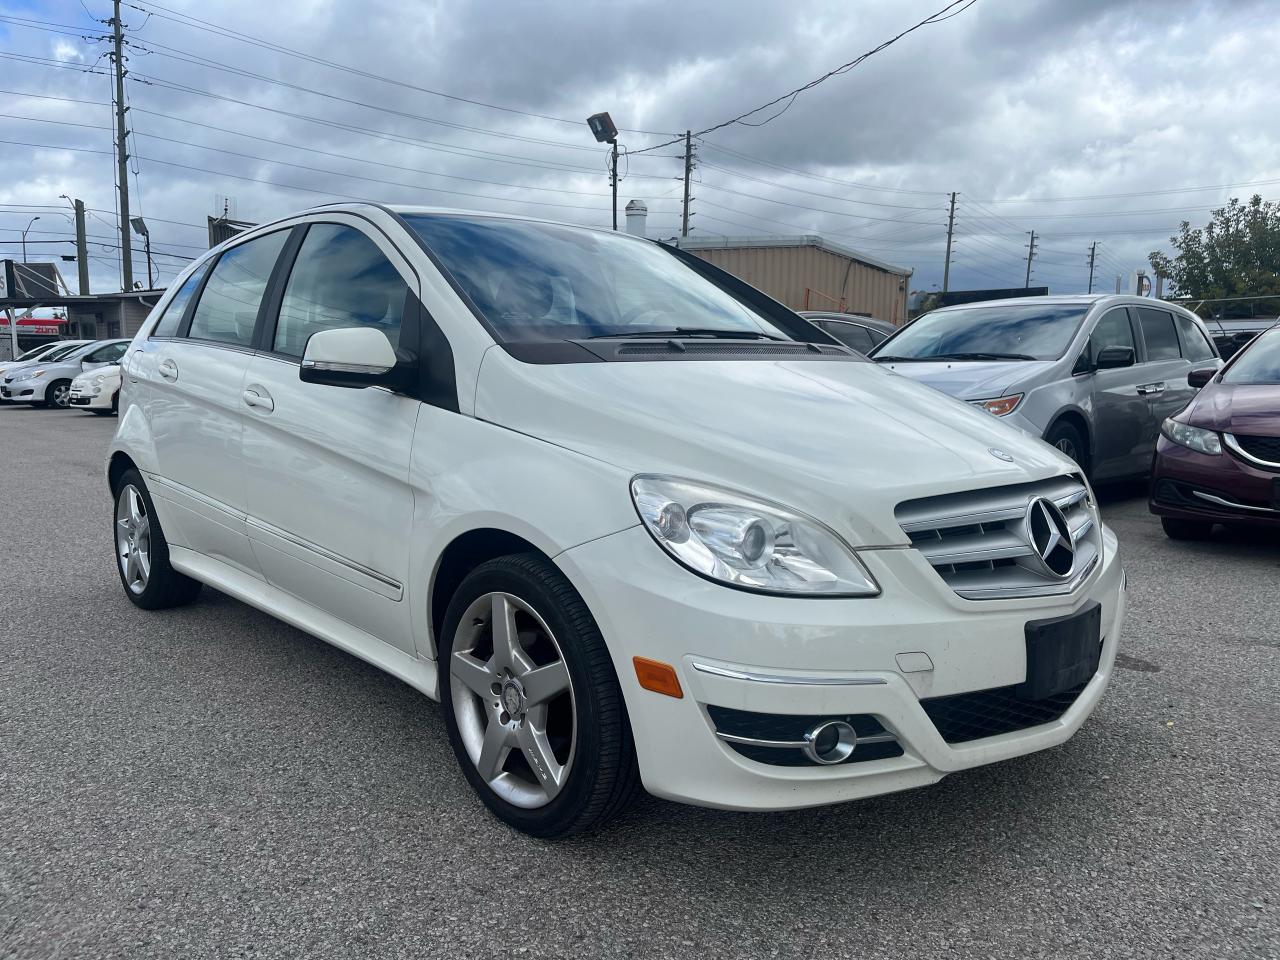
[[1173, 314, 1216, 362], [1136, 307, 1181, 361], [151, 264, 208, 338], [821, 322, 875, 353], [186, 231, 289, 347]]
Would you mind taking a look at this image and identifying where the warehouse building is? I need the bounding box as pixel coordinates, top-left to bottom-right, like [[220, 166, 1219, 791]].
[[674, 235, 913, 325]]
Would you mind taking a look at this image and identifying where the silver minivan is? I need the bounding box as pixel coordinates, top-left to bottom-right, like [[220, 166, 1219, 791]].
[[870, 295, 1222, 481]]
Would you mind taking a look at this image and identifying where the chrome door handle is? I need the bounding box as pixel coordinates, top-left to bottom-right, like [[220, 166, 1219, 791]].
[[242, 388, 274, 412], [158, 358, 178, 381], [1136, 382, 1166, 395]]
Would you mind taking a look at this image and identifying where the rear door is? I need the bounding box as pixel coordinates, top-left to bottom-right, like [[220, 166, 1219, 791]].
[[239, 217, 421, 652], [1080, 306, 1151, 479], [140, 228, 291, 577], [1135, 305, 1195, 428]]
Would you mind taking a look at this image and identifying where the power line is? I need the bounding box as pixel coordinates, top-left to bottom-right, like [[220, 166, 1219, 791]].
[[122, 0, 677, 137], [631, 0, 978, 155]]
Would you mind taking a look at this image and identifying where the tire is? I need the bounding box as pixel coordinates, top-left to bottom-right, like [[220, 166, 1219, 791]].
[[438, 553, 639, 838], [111, 469, 203, 610], [1161, 517, 1214, 540], [1045, 420, 1089, 476], [42, 379, 73, 409]]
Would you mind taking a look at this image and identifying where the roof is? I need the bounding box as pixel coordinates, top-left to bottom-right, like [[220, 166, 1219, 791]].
[[0, 289, 165, 310], [674, 234, 912, 278]]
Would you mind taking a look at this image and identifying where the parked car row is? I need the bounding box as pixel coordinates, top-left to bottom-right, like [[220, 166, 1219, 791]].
[[0, 338, 127, 413]]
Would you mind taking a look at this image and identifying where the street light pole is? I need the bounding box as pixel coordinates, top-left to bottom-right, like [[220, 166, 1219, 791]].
[[21, 216, 40, 263]]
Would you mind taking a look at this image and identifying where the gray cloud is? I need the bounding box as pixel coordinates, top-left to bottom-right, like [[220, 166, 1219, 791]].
[[2, 0, 1278, 298]]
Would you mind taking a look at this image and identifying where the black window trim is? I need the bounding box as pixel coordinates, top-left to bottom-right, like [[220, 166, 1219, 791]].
[[148, 259, 213, 341], [1077, 304, 1139, 373]]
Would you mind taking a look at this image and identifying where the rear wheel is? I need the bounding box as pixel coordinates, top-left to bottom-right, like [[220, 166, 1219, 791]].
[[438, 554, 639, 838], [1161, 517, 1214, 540], [112, 469, 203, 609], [1045, 420, 1089, 476]]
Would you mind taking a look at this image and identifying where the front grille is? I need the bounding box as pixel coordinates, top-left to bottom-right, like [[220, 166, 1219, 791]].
[[705, 705, 903, 767], [895, 475, 1100, 600], [1231, 433, 1280, 467], [615, 341, 848, 358], [921, 682, 1087, 744]]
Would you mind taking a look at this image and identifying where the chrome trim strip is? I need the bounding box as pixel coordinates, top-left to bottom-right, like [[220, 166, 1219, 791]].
[[1191, 490, 1279, 514], [244, 516, 403, 590], [691, 661, 888, 686], [147, 473, 247, 523], [300, 359, 393, 375], [954, 552, 1100, 600], [715, 731, 897, 749], [1223, 433, 1280, 469]]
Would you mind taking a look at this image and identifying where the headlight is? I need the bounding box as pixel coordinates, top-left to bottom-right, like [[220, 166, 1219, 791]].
[[630, 476, 879, 597], [972, 394, 1023, 417], [92, 374, 107, 385], [1161, 418, 1221, 455], [17, 369, 45, 381]]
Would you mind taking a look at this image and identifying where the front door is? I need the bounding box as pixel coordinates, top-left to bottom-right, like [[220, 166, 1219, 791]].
[[1082, 307, 1150, 480], [239, 219, 420, 652]]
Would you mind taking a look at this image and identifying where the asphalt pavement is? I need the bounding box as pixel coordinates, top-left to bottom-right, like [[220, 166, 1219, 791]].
[[1, 404, 1277, 959]]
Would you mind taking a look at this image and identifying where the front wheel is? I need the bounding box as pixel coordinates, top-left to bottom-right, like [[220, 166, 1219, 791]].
[[42, 379, 73, 409], [438, 554, 639, 838], [1045, 420, 1089, 476]]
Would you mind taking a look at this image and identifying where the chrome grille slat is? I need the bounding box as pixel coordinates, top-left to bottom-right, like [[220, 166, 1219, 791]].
[[896, 476, 1100, 601]]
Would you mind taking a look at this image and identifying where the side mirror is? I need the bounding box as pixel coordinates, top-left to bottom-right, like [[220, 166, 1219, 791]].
[[1187, 366, 1216, 388], [1094, 345, 1135, 370], [300, 327, 405, 390]]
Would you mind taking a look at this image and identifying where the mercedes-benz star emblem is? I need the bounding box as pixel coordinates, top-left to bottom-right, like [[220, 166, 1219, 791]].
[[1025, 497, 1075, 578], [988, 447, 1015, 462]]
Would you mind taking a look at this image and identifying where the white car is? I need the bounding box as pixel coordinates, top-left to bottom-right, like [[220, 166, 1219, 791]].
[[107, 204, 1126, 838], [2, 339, 128, 408], [0, 340, 91, 401], [69, 361, 123, 415]]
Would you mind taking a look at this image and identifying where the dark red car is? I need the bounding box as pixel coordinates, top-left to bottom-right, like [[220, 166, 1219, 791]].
[[1150, 325, 1280, 538]]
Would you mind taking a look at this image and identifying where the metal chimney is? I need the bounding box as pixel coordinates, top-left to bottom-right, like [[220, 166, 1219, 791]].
[[625, 199, 648, 238]]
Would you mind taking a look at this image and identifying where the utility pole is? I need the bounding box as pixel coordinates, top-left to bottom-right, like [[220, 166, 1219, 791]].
[[1024, 229, 1038, 287], [110, 0, 134, 291], [681, 130, 694, 237], [942, 191, 957, 292], [1086, 241, 1097, 294], [610, 140, 619, 231], [73, 199, 89, 295]]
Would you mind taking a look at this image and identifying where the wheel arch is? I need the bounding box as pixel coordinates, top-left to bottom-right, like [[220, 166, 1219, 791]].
[[107, 450, 139, 494], [428, 527, 551, 659], [1044, 408, 1092, 467]]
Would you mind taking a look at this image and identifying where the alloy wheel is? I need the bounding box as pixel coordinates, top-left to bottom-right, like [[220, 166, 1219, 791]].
[[1054, 437, 1079, 462], [115, 484, 152, 595], [450, 592, 576, 809], [50, 383, 71, 408]]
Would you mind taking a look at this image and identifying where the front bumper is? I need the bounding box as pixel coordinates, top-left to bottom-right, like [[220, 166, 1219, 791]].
[[1, 379, 43, 402], [1150, 436, 1280, 526], [556, 522, 1125, 811], [69, 383, 113, 409]]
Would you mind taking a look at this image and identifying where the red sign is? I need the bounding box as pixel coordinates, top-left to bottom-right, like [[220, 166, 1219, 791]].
[[0, 315, 68, 335]]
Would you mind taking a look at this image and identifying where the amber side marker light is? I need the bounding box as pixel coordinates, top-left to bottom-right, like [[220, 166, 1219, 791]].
[[633, 657, 683, 698]]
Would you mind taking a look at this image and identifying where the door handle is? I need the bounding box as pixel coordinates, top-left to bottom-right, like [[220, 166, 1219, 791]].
[[242, 388, 274, 412], [1136, 382, 1166, 395], [158, 358, 178, 381]]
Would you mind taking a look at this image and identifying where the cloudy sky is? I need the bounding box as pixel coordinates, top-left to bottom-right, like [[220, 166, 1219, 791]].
[[2, 0, 1279, 299]]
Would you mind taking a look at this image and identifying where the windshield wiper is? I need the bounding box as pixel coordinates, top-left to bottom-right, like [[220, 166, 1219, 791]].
[[872, 355, 934, 362], [588, 327, 785, 341]]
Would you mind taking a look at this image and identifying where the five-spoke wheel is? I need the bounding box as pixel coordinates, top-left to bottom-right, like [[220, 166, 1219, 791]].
[[115, 484, 152, 595]]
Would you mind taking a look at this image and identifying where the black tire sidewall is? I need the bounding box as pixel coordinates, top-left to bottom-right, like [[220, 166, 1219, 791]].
[[438, 556, 623, 838], [1045, 420, 1088, 474]]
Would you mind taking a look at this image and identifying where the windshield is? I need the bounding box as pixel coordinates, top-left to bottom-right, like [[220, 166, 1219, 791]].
[[40, 342, 86, 362], [1222, 329, 1280, 384], [403, 214, 791, 342], [873, 304, 1090, 361], [16, 345, 54, 361]]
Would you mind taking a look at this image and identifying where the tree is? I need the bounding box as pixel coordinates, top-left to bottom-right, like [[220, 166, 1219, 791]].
[[1149, 195, 1280, 318]]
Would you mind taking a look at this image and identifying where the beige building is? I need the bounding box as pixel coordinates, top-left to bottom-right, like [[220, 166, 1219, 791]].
[[676, 235, 913, 325]]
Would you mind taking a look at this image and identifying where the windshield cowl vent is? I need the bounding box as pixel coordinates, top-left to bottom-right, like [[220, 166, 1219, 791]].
[[615, 341, 848, 358]]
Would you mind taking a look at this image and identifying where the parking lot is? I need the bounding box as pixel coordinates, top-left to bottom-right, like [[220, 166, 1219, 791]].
[[0, 405, 1276, 960]]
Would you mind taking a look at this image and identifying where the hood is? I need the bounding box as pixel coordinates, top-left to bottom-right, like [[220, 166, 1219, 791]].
[[1185, 382, 1280, 435], [873, 359, 1054, 401], [475, 351, 1077, 547]]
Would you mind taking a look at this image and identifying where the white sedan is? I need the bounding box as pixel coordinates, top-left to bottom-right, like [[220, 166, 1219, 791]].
[[69, 362, 122, 415]]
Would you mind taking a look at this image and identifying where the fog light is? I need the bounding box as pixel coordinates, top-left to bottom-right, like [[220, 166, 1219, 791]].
[[802, 720, 857, 765]]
